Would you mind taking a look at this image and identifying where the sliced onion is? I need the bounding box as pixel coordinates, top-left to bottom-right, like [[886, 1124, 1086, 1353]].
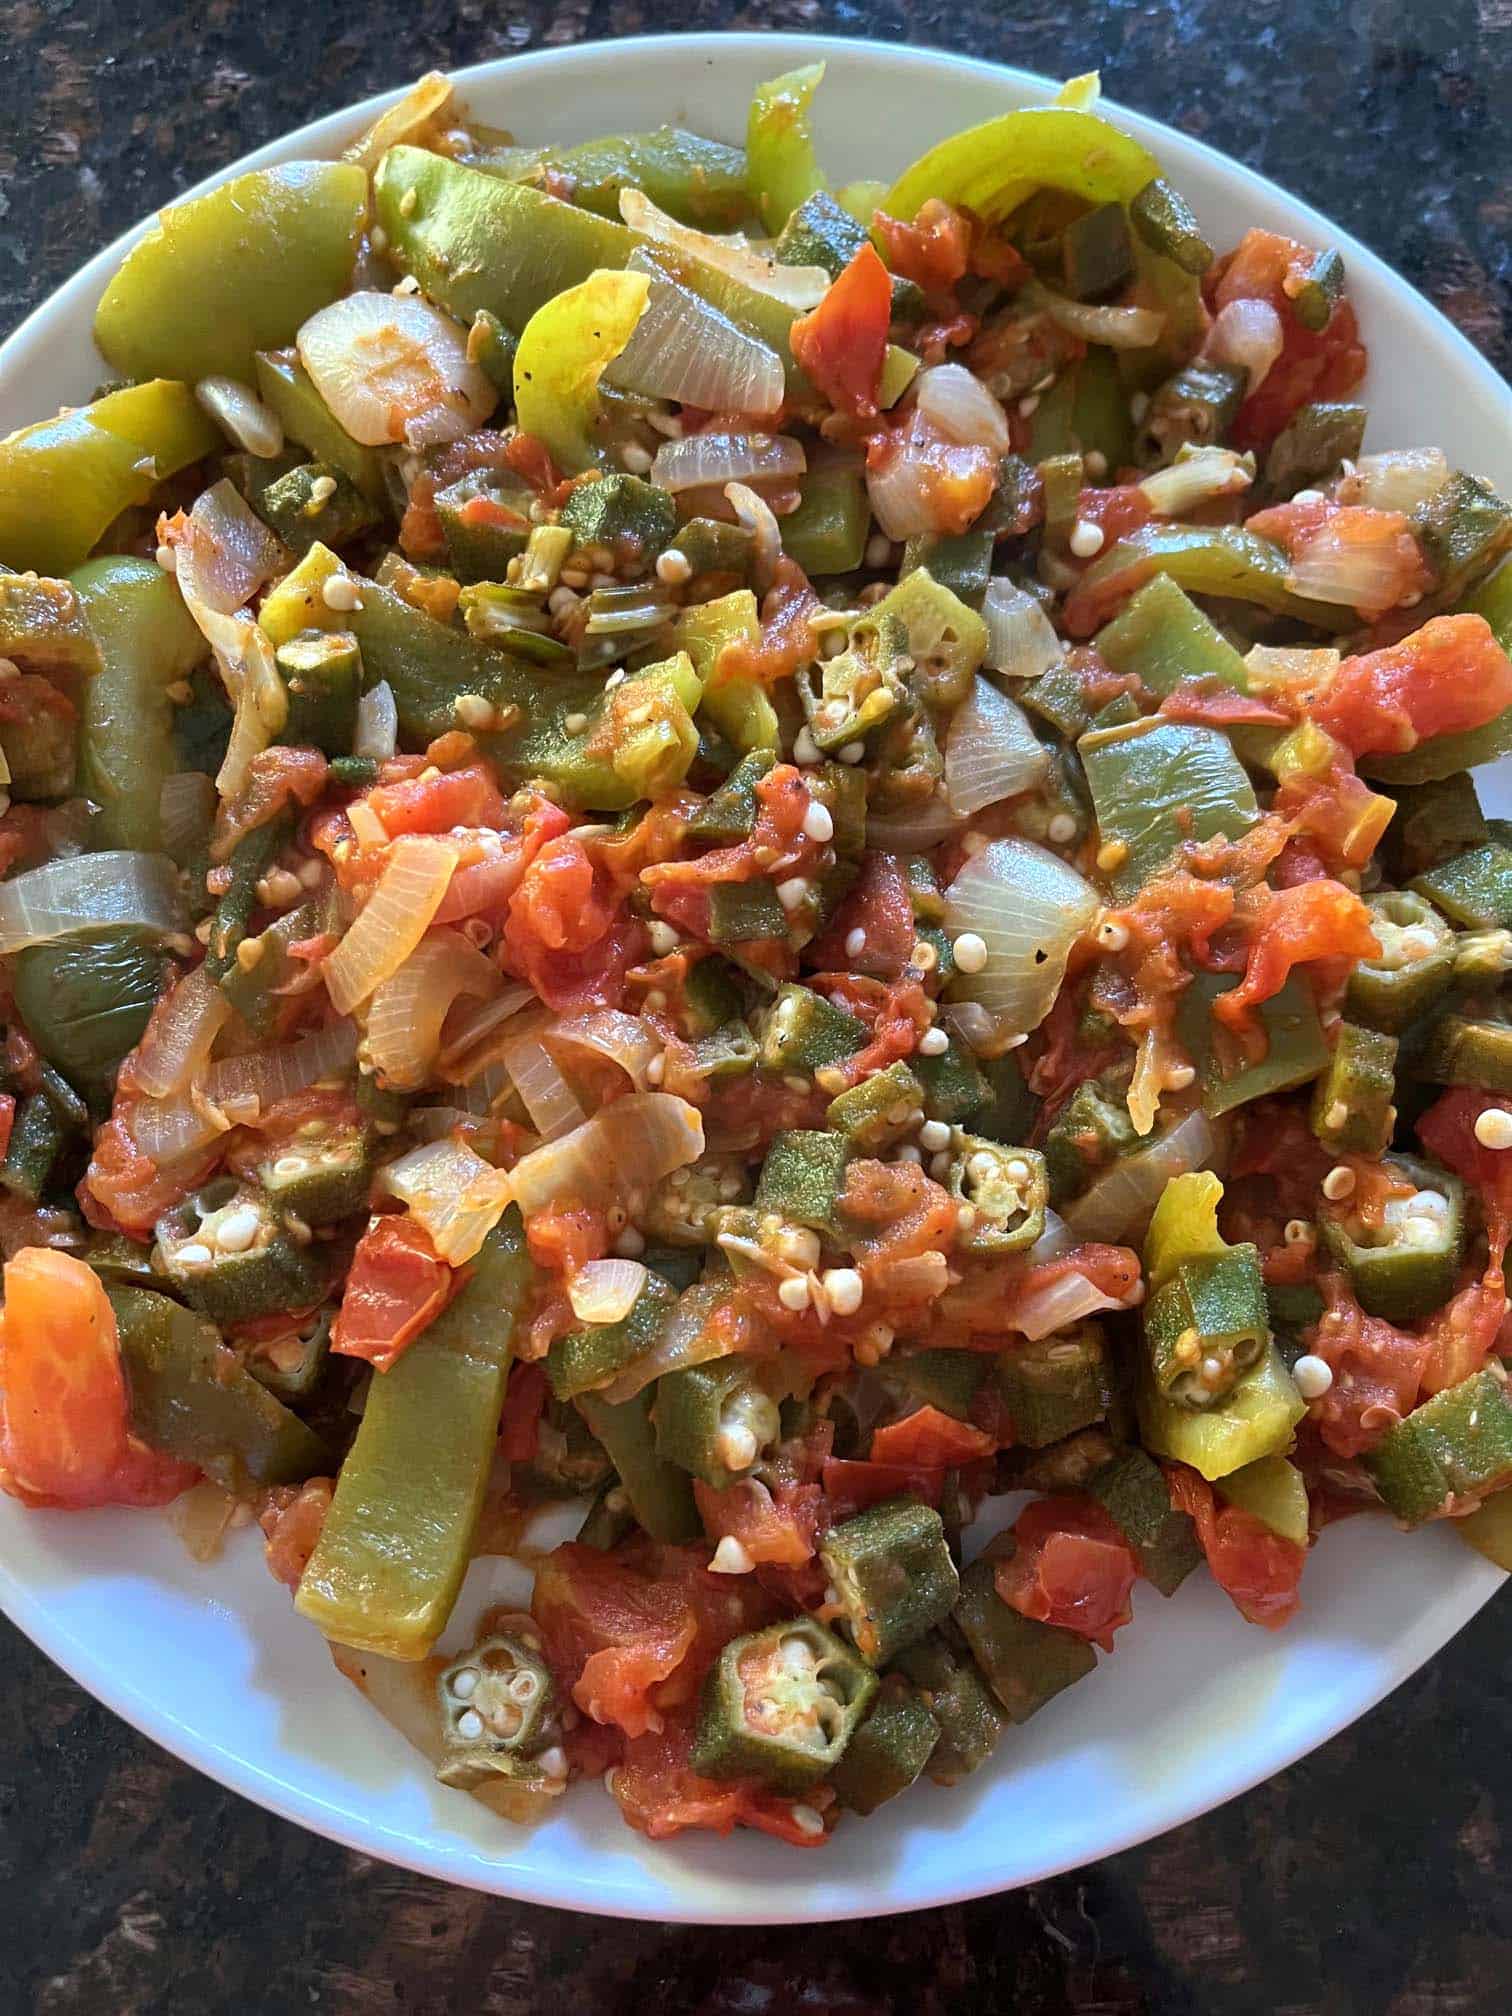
[[343, 70, 452, 176], [945, 676, 1049, 817], [175, 479, 286, 616], [1344, 448, 1449, 514], [942, 837, 1099, 1035], [866, 793, 964, 851], [606, 252, 784, 415], [1138, 447, 1253, 517], [507, 1092, 704, 1217], [382, 1137, 514, 1264], [865, 441, 942, 542], [0, 851, 185, 955], [353, 681, 398, 762], [1202, 297, 1284, 393], [129, 1090, 230, 1168], [600, 1282, 742, 1405], [1026, 1208, 1073, 1265], [131, 1019, 359, 1166], [500, 1025, 587, 1140], [206, 608, 288, 800], [160, 772, 217, 860], [651, 430, 805, 494], [914, 363, 1012, 453], [436, 984, 537, 1074], [1287, 518, 1422, 620], [1038, 290, 1166, 351], [548, 1010, 660, 1088], [981, 578, 1062, 680], [36, 800, 95, 862], [1012, 1268, 1128, 1341], [365, 928, 499, 1093], [1064, 1108, 1219, 1245], [324, 835, 460, 1015], [297, 291, 497, 450], [620, 188, 829, 309], [134, 964, 232, 1100], [568, 1258, 649, 1326], [451, 1057, 512, 1116], [725, 482, 785, 592]]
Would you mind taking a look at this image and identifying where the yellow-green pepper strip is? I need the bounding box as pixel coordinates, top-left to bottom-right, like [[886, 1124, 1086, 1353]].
[[1215, 1454, 1310, 1544], [0, 380, 219, 576], [1454, 1489, 1512, 1570], [678, 589, 779, 754], [95, 162, 367, 384], [513, 270, 649, 475], [1066, 524, 1358, 636], [748, 62, 828, 234], [885, 104, 1162, 225], [296, 1212, 532, 1661], [1139, 1342, 1305, 1481], [1142, 1171, 1269, 1406], [1095, 572, 1249, 697], [1079, 718, 1259, 901], [510, 129, 749, 230], [254, 349, 386, 504], [1144, 1169, 1226, 1294], [73, 556, 207, 851]]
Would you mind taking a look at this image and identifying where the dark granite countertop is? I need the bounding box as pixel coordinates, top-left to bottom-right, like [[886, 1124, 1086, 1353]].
[[1, 4, 1509, 2010]]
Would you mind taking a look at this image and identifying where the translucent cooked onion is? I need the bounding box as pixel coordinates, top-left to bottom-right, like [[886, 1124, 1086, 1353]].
[[1243, 642, 1340, 697], [343, 69, 453, 175], [353, 681, 398, 762], [175, 479, 286, 616], [131, 1019, 359, 1166], [159, 772, 217, 860], [500, 1025, 587, 1140], [365, 929, 499, 1093], [508, 1092, 704, 1217], [620, 188, 830, 309], [297, 291, 497, 450], [866, 793, 964, 851], [568, 1259, 649, 1326], [1039, 290, 1166, 350], [324, 835, 460, 1015], [381, 1137, 514, 1264], [605, 253, 784, 416], [725, 482, 785, 591], [548, 1010, 660, 1088], [134, 964, 232, 1099], [914, 364, 1012, 453], [945, 676, 1049, 816], [1345, 448, 1450, 513], [0, 851, 185, 955], [206, 608, 288, 801], [942, 837, 1099, 1034], [436, 984, 537, 1074], [1203, 296, 1284, 392], [1287, 519, 1420, 620], [1064, 1108, 1219, 1244], [1138, 447, 1253, 517], [865, 441, 941, 542], [981, 578, 1063, 680], [650, 430, 806, 494], [1012, 1267, 1129, 1341]]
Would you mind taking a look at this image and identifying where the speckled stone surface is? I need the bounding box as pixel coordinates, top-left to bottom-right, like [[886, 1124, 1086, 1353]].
[[0, 5, 1509, 2011]]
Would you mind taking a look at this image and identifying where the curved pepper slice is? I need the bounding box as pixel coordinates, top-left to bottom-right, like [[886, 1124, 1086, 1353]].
[[513, 269, 650, 475], [748, 63, 828, 234]]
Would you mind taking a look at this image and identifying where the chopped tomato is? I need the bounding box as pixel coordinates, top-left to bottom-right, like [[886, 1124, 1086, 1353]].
[[805, 851, 916, 979], [502, 834, 644, 1012], [1208, 228, 1368, 450], [331, 1215, 452, 1372], [864, 408, 997, 536], [0, 1092, 15, 1164], [80, 1105, 218, 1239], [611, 1711, 829, 1845], [1309, 615, 1512, 760], [1303, 1273, 1428, 1459], [211, 745, 329, 862], [1071, 483, 1153, 552], [1215, 879, 1379, 1033], [1158, 680, 1293, 731], [869, 1405, 997, 1468], [791, 242, 891, 421], [1419, 1277, 1507, 1397], [525, 1201, 608, 1275], [873, 199, 972, 296], [0, 1247, 196, 1508], [498, 1361, 550, 1462], [1167, 1464, 1306, 1628], [821, 1456, 943, 1518], [260, 1478, 334, 1590], [837, 1156, 958, 1322], [366, 762, 507, 838], [694, 1474, 821, 1567], [1419, 1089, 1512, 1272], [994, 1496, 1138, 1651]]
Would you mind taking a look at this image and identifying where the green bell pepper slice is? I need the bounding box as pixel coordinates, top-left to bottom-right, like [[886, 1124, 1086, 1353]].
[[820, 1498, 961, 1665], [1176, 970, 1330, 1116], [1094, 572, 1248, 696], [748, 63, 828, 234], [95, 162, 367, 384], [1453, 1489, 1512, 1570], [296, 1213, 532, 1660], [500, 128, 748, 229], [1080, 718, 1259, 901], [1410, 842, 1512, 931], [0, 1092, 66, 1203], [1215, 1453, 1310, 1544], [560, 472, 678, 559], [885, 103, 1162, 226], [1412, 471, 1512, 603], [0, 380, 220, 576], [1363, 1368, 1512, 1526], [12, 928, 166, 1103], [691, 1617, 877, 1793], [106, 1284, 327, 1491], [73, 555, 207, 850], [576, 1385, 701, 1543], [782, 462, 871, 577], [253, 349, 386, 503], [677, 589, 778, 756], [513, 268, 650, 475], [829, 1676, 940, 1814], [0, 570, 102, 685], [1138, 1341, 1305, 1482], [1065, 524, 1357, 637], [953, 1556, 1097, 1724]]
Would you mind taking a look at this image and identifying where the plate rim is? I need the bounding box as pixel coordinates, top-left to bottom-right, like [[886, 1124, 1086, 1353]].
[[0, 28, 1506, 1923]]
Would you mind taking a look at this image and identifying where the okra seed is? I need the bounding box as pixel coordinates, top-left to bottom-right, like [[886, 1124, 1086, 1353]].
[[155, 542, 178, 573], [1097, 918, 1130, 952], [214, 1206, 262, 1255], [955, 1204, 977, 1235], [821, 1267, 864, 1316], [1473, 1108, 1512, 1151], [1084, 450, 1108, 480], [450, 1667, 480, 1700], [1291, 488, 1326, 506], [455, 1709, 484, 1740], [563, 711, 589, 735], [929, 1150, 953, 1179], [1201, 1355, 1225, 1386], [792, 727, 822, 765], [655, 547, 692, 586], [776, 876, 811, 912], [612, 1226, 646, 1258], [1321, 1165, 1356, 1201], [1175, 1327, 1201, 1364], [538, 1746, 569, 1781], [1163, 1063, 1196, 1091], [235, 935, 265, 972], [802, 799, 834, 844], [1069, 519, 1105, 559], [642, 988, 667, 1012], [175, 1242, 213, 1269], [321, 574, 362, 613], [710, 1535, 755, 1575], [1283, 1219, 1315, 1246], [911, 940, 938, 973], [777, 1273, 812, 1312], [844, 926, 868, 959], [791, 1804, 826, 1837], [1095, 839, 1128, 874], [1017, 394, 1040, 418], [838, 741, 866, 765], [918, 1026, 950, 1056], [782, 1073, 810, 1095], [967, 1151, 999, 1186], [894, 1144, 923, 1164], [951, 932, 989, 974], [454, 693, 495, 731], [1293, 1353, 1334, 1400], [864, 533, 893, 569], [919, 1119, 952, 1152], [1325, 1100, 1349, 1132], [647, 920, 679, 957], [1048, 813, 1078, 844]]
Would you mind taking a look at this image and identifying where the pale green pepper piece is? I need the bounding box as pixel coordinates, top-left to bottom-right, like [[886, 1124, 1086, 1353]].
[[513, 268, 651, 475], [748, 63, 828, 233], [1139, 1344, 1305, 1482], [1064, 525, 1357, 637], [1080, 718, 1259, 901], [676, 589, 779, 755], [95, 162, 367, 384], [253, 350, 386, 503], [1215, 1454, 1310, 1544]]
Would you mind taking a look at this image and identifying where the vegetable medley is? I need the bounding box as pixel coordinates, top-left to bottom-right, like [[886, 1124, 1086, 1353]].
[[2, 62, 1511, 1849]]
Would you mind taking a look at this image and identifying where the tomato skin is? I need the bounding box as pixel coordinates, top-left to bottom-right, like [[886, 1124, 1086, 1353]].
[[993, 1496, 1138, 1651], [611, 1711, 829, 1846], [821, 1456, 944, 1518], [0, 1247, 196, 1509], [1208, 229, 1367, 450], [366, 762, 506, 838], [1419, 1089, 1512, 1271], [864, 408, 997, 536], [1303, 1273, 1428, 1459], [805, 852, 916, 979], [1309, 615, 1512, 760], [503, 835, 645, 1012], [790, 242, 892, 420], [330, 1216, 452, 1372], [498, 1361, 550, 1463], [1216, 878, 1379, 1032], [1072, 483, 1153, 550], [1167, 1464, 1306, 1629], [694, 1474, 820, 1567], [869, 1405, 997, 1468], [260, 1477, 334, 1589]]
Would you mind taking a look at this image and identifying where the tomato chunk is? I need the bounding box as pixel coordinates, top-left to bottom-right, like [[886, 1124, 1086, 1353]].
[[1310, 615, 1512, 760], [790, 242, 891, 421], [994, 1495, 1138, 1651], [1167, 1464, 1306, 1628], [331, 1215, 452, 1372]]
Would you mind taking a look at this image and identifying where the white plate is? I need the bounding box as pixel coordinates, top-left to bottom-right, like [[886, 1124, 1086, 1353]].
[[0, 31, 1507, 1925]]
